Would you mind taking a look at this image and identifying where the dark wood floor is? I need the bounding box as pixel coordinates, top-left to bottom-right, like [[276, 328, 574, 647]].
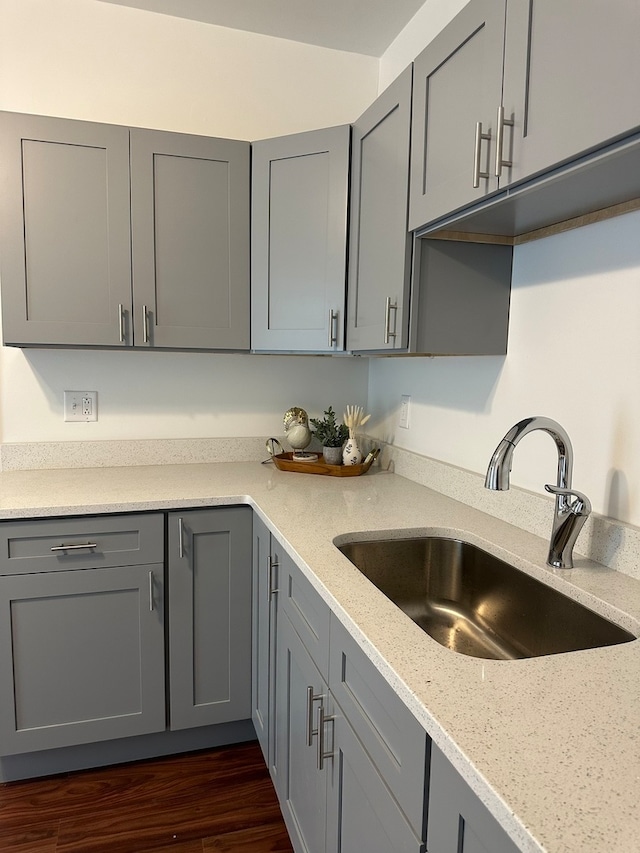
[[0, 741, 294, 853]]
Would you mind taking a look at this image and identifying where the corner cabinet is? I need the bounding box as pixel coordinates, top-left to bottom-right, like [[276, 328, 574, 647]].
[[167, 507, 252, 731], [251, 125, 350, 352], [346, 66, 413, 352], [0, 514, 166, 754], [0, 112, 250, 350]]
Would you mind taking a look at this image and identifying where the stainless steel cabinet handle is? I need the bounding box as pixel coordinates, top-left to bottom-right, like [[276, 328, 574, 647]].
[[142, 305, 150, 344], [316, 705, 335, 770], [473, 121, 491, 188], [495, 105, 514, 178], [328, 309, 339, 348], [267, 555, 279, 600], [384, 296, 398, 345], [306, 686, 324, 747], [118, 304, 125, 343], [178, 517, 185, 558], [149, 570, 154, 611], [50, 542, 98, 552]]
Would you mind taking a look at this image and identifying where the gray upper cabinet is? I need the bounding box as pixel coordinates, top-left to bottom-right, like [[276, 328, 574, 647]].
[[409, 0, 505, 231], [130, 129, 250, 350], [0, 112, 132, 347], [502, 0, 640, 186], [251, 125, 350, 352], [409, 0, 640, 235], [0, 112, 250, 350], [347, 66, 413, 352], [167, 507, 252, 731]]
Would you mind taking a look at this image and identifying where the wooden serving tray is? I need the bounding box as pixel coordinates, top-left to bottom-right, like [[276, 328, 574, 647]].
[[271, 452, 374, 477]]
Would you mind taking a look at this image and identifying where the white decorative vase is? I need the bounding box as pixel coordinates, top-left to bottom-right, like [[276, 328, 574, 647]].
[[323, 445, 343, 465], [342, 438, 362, 466]]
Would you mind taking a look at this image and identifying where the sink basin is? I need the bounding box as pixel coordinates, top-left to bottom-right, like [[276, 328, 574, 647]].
[[337, 536, 635, 660]]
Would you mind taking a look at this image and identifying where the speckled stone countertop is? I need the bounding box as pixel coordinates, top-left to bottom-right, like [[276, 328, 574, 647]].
[[1, 460, 639, 853]]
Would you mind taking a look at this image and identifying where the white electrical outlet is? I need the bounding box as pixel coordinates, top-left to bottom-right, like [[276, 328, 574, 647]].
[[399, 395, 411, 429], [64, 391, 98, 422]]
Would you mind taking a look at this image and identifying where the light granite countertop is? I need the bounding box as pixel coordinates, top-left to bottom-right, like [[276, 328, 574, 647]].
[[0, 460, 638, 853]]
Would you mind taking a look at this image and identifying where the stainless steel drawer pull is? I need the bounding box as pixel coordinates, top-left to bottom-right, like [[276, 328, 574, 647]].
[[118, 303, 125, 343], [384, 296, 398, 345], [316, 705, 335, 770], [495, 105, 514, 178], [267, 555, 279, 600], [178, 517, 185, 558], [149, 570, 154, 611], [142, 305, 150, 344], [473, 121, 491, 188], [328, 309, 339, 348], [306, 686, 324, 747], [50, 542, 98, 552]]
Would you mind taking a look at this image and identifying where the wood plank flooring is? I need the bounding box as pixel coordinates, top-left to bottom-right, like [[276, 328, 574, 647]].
[[0, 741, 293, 853]]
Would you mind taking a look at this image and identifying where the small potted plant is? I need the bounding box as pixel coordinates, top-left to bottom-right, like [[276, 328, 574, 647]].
[[310, 406, 349, 465]]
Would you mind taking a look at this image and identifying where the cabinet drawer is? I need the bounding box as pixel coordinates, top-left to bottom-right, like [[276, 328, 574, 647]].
[[279, 548, 330, 681], [0, 513, 164, 574], [329, 613, 428, 836]]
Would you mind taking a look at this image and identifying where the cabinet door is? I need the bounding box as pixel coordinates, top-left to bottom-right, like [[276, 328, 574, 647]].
[[0, 112, 132, 347], [502, 0, 640, 186], [0, 564, 165, 755], [167, 507, 252, 731], [251, 513, 276, 764], [328, 615, 428, 836], [325, 698, 424, 853], [130, 129, 250, 350], [275, 612, 328, 853], [347, 66, 413, 352], [409, 0, 505, 231], [251, 126, 350, 352], [427, 745, 521, 853]]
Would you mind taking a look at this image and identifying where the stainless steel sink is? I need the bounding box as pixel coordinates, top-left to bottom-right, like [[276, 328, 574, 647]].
[[337, 536, 635, 660]]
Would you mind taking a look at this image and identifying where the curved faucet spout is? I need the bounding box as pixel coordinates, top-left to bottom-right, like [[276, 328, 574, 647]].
[[484, 417, 588, 569], [484, 417, 573, 492]]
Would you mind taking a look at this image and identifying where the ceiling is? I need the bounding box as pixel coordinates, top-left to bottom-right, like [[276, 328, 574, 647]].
[[95, 0, 428, 56]]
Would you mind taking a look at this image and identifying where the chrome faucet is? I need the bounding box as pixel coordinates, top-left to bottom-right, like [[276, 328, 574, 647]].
[[484, 417, 591, 569]]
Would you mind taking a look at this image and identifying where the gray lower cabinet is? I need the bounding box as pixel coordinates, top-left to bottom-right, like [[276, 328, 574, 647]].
[[251, 125, 350, 352], [346, 66, 413, 353], [167, 507, 252, 731], [0, 514, 166, 755], [272, 552, 427, 853], [0, 112, 250, 350], [427, 745, 520, 853], [325, 702, 424, 853], [251, 513, 284, 784], [276, 611, 330, 853]]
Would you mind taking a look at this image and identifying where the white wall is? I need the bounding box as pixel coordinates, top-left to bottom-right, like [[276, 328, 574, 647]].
[[370, 1, 640, 528], [0, 0, 376, 444]]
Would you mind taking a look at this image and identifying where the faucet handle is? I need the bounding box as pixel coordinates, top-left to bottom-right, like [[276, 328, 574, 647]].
[[544, 484, 592, 516]]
